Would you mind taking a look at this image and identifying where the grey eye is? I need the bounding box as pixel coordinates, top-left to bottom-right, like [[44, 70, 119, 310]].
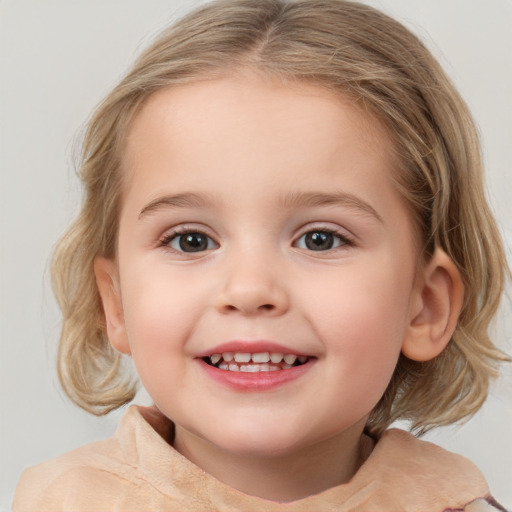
[[170, 232, 217, 252], [296, 231, 345, 251]]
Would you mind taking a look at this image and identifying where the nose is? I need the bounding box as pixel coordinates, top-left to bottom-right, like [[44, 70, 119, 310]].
[[214, 252, 289, 316]]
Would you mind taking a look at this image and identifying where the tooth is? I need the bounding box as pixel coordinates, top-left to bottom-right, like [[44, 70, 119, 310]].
[[239, 365, 248, 372], [282, 363, 292, 369], [228, 363, 239, 372], [218, 362, 229, 370], [269, 365, 280, 371], [234, 353, 251, 363], [270, 353, 284, 363], [260, 364, 270, 372], [222, 352, 234, 362], [284, 354, 297, 365], [244, 364, 260, 373], [298, 356, 308, 364], [252, 352, 270, 363], [210, 354, 221, 365]]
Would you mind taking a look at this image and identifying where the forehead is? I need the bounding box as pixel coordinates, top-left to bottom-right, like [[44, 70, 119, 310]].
[[119, 76, 404, 226], [122, 76, 396, 177]]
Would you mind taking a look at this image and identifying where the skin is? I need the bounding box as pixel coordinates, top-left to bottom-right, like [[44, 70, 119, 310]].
[[95, 75, 463, 502]]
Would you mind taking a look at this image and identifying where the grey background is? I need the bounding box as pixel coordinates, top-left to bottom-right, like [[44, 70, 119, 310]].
[[1, 0, 511, 509]]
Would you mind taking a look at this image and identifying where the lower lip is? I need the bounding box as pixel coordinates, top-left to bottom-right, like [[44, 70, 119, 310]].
[[197, 359, 313, 392]]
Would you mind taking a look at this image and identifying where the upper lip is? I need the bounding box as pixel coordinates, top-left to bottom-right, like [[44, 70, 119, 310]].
[[195, 340, 312, 358]]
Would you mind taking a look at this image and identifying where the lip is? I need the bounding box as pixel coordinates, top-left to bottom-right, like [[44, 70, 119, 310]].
[[195, 339, 315, 392], [195, 340, 311, 359], [197, 357, 314, 392]]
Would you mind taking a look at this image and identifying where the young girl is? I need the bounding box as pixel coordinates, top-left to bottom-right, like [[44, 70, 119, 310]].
[[13, 0, 510, 510]]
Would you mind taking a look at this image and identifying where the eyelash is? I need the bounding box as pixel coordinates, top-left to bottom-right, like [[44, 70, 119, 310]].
[[159, 228, 218, 253], [294, 228, 354, 252], [158, 226, 355, 254]]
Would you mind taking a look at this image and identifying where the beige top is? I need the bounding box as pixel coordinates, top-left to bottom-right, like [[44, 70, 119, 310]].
[[14, 405, 500, 512]]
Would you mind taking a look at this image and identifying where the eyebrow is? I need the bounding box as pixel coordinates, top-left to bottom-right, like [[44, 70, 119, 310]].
[[279, 191, 384, 224], [138, 190, 383, 224], [139, 192, 216, 219]]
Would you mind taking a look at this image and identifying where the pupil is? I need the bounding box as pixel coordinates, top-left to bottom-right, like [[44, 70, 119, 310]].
[[306, 231, 333, 251], [180, 233, 207, 252]]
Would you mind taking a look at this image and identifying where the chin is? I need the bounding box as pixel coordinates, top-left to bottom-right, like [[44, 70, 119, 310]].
[[205, 422, 315, 459]]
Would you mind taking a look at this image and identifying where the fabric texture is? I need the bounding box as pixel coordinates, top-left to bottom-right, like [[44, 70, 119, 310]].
[[14, 405, 506, 511]]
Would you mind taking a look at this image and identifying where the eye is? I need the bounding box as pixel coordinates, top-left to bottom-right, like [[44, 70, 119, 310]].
[[164, 231, 218, 253], [295, 230, 350, 251]]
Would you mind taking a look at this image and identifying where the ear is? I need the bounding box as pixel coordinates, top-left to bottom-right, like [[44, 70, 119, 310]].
[[94, 257, 131, 355], [401, 248, 464, 362]]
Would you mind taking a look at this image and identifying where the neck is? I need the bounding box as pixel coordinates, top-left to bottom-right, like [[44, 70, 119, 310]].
[[173, 421, 373, 502]]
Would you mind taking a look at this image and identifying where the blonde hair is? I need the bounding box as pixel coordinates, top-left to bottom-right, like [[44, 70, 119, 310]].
[[52, 0, 509, 436]]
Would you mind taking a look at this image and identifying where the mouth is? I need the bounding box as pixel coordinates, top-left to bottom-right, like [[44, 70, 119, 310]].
[[202, 352, 310, 372]]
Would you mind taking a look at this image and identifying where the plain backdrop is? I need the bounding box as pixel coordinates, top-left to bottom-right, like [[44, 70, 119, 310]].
[[1, 0, 511, 509]]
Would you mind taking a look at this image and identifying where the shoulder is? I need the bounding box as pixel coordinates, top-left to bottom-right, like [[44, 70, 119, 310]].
[[377, 428, 488, 481], [363, 428, 503, 511], [13, 435, 134, 511], [13, 406, 156, 512]]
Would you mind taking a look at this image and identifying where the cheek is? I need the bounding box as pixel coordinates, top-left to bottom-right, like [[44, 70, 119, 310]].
[[315, 292, 407, 424], [120, 263, 207, 358], [119, 272, 201, 404], [305, 257, 413, 383]]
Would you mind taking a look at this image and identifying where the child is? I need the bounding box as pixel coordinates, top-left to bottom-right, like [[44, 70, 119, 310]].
[[13, 0, 510, 510]]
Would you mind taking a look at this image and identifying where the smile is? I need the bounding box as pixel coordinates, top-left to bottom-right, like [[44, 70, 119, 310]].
[[204, 352, 309, 372]]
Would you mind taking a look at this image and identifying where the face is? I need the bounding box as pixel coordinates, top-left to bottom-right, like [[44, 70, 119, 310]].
[[103, 76, 421, 459]]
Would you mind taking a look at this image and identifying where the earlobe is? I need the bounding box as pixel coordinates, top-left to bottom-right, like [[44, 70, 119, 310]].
[[94, 257, 131, 355], [401, 248, 464, 362]]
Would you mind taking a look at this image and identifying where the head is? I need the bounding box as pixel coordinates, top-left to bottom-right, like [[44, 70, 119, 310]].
[[53, 0, 508, 438]]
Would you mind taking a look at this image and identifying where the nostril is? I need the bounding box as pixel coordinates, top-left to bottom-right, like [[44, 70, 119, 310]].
[[222, 303, 275, 313]]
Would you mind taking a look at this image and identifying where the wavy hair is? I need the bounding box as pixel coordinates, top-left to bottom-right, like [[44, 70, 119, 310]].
[[52, 0, 509, 436]]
